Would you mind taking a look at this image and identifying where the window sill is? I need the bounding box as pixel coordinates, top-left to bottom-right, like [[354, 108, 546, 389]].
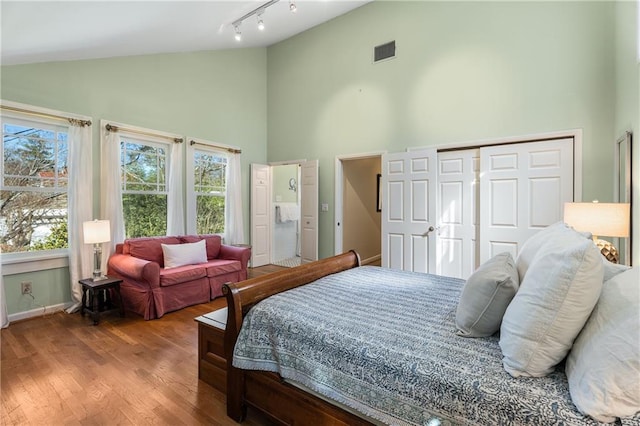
[[1, 249, 69, 275]]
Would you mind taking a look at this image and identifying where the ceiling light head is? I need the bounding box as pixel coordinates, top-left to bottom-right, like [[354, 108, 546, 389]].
[[234, 25, 242, 41], [257, 13, 265, 31], [289, 0, 297, 13]]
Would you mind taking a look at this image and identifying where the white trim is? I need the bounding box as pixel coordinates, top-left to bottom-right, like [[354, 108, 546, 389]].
[[1, 99, 92, 122], [7, 301, 74, 324], [334, 150, 386, 255], [102, 118, 182, 143], [269, 159, 307, 166], [2, 250, 69, 275], [361, 254, 381, 265]]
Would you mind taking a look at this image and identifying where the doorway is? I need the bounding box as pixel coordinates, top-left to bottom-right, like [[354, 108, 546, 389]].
[[335, 154, 383, 265]]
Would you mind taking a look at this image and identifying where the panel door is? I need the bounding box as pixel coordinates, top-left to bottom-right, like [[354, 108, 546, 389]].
[[436, 149, 480, 279], [479, 138, 574, 263], [300, 160, 319, 264], [381, 149, 437, 272], [250, 163, 271, 267]]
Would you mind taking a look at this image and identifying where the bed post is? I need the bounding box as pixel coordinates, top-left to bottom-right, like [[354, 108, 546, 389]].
[[222, 283, 246, 422]]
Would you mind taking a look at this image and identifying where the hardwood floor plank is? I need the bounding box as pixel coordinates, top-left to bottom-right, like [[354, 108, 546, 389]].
[[1, 266, 286, 425]]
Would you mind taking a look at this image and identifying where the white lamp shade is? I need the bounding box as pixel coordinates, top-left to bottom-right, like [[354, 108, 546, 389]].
[[563, 202, 630, 238], [83, 220, 111, 244]]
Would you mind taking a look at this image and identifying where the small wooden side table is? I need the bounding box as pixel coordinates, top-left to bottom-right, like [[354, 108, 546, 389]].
[[79, 277, 124, 325], [195, 307, 227, 393]]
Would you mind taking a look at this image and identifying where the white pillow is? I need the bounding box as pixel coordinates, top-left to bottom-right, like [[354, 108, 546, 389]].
[[601, 257, 630, 282], [161, 240, 207, 269], [566, 268, 640, 423], [515, 222, 591, 282], [456, 252, 519, 337], [500, 238, 604, 377]]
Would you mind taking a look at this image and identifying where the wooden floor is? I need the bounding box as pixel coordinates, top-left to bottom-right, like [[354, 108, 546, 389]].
[[1, 265, 286, 426]]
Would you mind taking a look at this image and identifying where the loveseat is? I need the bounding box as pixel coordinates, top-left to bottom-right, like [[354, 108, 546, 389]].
[[107, 235, 251, 320]]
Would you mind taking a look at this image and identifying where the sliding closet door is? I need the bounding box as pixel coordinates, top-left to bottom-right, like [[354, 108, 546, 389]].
[[381, 149, 437, 272], [436, 150, 480, 279], [479, 139, 574, 263]]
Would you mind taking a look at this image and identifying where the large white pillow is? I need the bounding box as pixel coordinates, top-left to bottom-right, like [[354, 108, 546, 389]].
[[161, 239, 207, 269], [515, 221, 591, 282], [566, 268, 640, 423], [500, 238, 604, 377], [456, 252, 519, 337]]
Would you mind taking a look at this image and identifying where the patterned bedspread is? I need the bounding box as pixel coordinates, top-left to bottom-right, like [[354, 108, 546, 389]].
[[232, 266, 624, 425]]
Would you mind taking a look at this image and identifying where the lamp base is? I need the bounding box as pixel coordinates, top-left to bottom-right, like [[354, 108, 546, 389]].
[[595, 238, 619, 264]]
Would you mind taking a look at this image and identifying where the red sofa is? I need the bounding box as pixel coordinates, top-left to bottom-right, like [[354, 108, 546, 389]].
[[107, 235, 251, 320]]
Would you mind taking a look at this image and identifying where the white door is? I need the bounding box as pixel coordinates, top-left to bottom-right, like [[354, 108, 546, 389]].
[[479, 138, 574, 263], [381, 149, 437, 272], [300, 160, 318, 264], [436, 149, 480, 279], [251, 164, 271, 267]]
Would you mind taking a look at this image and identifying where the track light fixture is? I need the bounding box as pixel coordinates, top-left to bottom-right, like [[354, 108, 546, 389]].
[[231, 0, 298, 41]]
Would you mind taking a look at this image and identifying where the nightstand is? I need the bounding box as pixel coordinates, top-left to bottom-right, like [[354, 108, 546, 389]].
[[79, 277, 124, 325], [195, 307, 227, 393]]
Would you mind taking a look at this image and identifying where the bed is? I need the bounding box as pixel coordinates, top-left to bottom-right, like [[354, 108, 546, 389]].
[[222, 248, 640, 425]]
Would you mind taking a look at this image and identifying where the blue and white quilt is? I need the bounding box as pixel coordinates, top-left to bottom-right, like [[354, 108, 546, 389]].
[[232, 266, 631, 425]]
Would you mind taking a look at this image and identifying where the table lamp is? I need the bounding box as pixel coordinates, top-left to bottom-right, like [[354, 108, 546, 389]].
[[563, 201, 630, 263], [83, 219, 111, 280]]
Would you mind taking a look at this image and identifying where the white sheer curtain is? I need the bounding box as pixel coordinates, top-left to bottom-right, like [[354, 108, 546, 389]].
[[66, 122, 94, 313], [101, 126, 125, 256], [1, 275, 8, 328], [225, 152, 245, 244], [167, 141, 185, 235]]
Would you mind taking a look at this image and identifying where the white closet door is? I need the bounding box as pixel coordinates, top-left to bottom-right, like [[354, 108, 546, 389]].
[[300, 160, 319, 264], [250, 164, 271, 267], [436, 149, 480, 279], [381, 149, 437, 272], [479, 138, 574, 263]]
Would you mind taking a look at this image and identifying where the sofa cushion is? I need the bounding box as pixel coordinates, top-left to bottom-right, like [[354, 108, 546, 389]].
[[206, 259, 241, 277], [159, 265, 207, 287], [162, 240, 207, 269], [126, 236, 181, 267], [180, 234, 221, 259]]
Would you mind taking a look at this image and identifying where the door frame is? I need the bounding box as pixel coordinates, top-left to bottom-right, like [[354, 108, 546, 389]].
[[334, 151, 386, 256]]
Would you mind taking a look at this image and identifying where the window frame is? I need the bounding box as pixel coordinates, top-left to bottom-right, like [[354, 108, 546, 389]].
[[0, 101, 90, 274], [185, 139, 229, 236]]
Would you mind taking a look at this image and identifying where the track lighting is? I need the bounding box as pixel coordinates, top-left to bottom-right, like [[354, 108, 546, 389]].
[[257, 13, 265, 31], [231, 0, 299, 41]]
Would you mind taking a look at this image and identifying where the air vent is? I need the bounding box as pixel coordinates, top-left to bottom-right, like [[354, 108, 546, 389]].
[[374, 41, 396, 63]]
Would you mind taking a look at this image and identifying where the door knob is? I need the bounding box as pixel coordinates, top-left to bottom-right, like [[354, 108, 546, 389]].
[[421, 226, 435, 237]]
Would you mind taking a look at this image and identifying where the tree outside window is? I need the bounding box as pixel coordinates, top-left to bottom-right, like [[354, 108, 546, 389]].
[[1, 119, 69, 253], [193, 150, 227, 235]]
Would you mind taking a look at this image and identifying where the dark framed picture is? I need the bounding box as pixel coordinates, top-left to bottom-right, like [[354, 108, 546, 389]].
[[376, 174, 382, 212]]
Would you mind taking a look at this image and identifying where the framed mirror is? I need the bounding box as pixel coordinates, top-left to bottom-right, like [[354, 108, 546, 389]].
[[614, 131, 633, 265]]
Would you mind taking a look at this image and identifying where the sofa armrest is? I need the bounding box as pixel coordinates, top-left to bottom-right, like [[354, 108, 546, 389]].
[[107, 253, 160, 288], [219, 244, 251, 270]]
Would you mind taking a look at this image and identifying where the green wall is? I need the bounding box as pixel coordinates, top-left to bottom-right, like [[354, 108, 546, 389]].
[[267, 1, 619, 259], [1, 48, 267, 315]]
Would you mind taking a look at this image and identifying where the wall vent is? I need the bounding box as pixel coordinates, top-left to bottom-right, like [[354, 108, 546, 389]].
[[374, 41, 396, 63]]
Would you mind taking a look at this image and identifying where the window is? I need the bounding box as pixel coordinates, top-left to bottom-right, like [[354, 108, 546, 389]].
[[1, 116, 69, 253], [120, 136, 169, 238], [188, 145, 228, 235]]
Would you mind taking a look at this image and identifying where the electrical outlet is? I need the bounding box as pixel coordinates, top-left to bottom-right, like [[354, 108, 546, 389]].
[[21, 281, 32, 294]]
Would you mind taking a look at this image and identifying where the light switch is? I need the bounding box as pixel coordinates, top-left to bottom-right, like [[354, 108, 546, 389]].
[[321, 203, 329, 212]]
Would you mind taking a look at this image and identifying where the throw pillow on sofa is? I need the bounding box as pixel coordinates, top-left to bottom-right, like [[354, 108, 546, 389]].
[[162, 239, 207, 269]]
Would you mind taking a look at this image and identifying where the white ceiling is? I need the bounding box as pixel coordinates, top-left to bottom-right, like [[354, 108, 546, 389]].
[[1, 1, 371, 66]]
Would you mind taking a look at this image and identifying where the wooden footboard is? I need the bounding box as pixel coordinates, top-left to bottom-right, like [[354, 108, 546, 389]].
[[222, 251, 363, 424]]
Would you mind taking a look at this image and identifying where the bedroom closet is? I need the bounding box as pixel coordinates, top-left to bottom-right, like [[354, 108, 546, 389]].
[[251, 160, 318, 268], [381, 134, 578, 279]]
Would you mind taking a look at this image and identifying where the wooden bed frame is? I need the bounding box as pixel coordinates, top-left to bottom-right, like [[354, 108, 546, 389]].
[[222, 250, 372, 425]]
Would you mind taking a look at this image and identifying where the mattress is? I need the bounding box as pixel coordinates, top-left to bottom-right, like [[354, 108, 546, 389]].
[[232, 266, 623, 425]]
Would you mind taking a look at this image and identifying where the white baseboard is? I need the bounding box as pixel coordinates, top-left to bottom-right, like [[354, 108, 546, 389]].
[[361, 254, 381, 265], [7, 301, 74, 324]]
